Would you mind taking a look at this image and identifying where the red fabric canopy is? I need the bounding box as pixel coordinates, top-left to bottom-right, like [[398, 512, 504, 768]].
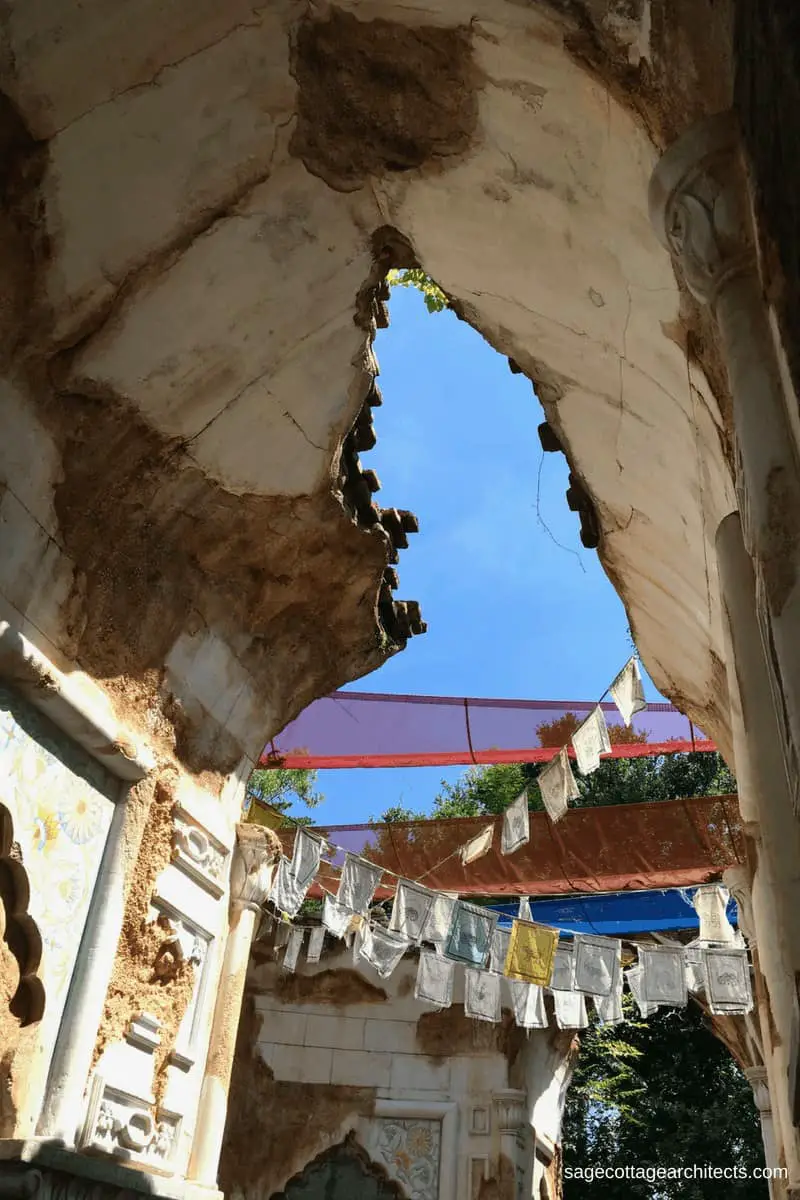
[[276, 793, 742, 898], [263, 691, 714, 769]]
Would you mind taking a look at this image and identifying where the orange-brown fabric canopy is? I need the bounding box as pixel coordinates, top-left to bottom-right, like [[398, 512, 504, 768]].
[[274, 793, 743, 898]]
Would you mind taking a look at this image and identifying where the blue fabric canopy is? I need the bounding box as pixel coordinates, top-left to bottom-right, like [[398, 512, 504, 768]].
[[491, 887, 737, 937]]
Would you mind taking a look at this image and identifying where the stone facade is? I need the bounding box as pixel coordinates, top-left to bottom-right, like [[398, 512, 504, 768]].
[[2, 3, 800, 1199]]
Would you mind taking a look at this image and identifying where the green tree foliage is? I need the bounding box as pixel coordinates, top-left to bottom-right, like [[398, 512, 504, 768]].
[[245, 766, 322, 825], [386, 268, 448, 313], [563, 1000, 765, 1200]]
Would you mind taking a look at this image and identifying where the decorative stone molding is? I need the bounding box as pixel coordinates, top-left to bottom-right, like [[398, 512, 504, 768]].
[[492, 1090, 527, 1136], [171, 810, 228, 899], [648, 111, 755, 309], [744, 1066, 772, 1115], [229, 825, 279, 913], [469, 1106, 490, 1135]]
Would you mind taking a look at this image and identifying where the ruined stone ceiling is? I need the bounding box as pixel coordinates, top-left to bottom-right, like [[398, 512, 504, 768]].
[[1, 0, 737, 769]]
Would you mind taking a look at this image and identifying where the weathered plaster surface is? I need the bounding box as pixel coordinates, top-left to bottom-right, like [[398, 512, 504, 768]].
[[0, 0, 742, 776]]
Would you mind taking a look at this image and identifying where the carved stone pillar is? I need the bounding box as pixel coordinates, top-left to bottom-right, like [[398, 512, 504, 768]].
[[187, 826, 277, 1189], [650, 113, 800, 815], [651, 119, 800, 1187], [746, 1067, 780, 1199]]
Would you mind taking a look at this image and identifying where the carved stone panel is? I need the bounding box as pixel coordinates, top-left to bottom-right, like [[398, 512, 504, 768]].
[[366, 1118, 441, 1200]]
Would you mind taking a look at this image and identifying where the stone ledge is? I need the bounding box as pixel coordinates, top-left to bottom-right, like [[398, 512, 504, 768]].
[[0, 1142, 221, 1200]]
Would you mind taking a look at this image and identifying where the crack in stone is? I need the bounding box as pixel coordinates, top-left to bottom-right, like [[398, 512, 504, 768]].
[[282, 411, 327, 453], [47, 5, 274, 137]]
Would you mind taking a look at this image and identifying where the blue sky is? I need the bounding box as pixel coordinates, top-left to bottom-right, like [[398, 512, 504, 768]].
[[290, 286, 661, 825]]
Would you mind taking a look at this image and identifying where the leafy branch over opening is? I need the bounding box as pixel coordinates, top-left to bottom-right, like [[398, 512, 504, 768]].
[[386, 268, 448, 313]]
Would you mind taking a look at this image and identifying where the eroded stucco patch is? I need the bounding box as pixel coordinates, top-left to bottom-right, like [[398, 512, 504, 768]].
[[266, 967, 388, 1009], [291, 8, 479, 191], [93, 773, 194, 1105], [416, 1005, 525, 1066], [219, 996, 376, 1196]]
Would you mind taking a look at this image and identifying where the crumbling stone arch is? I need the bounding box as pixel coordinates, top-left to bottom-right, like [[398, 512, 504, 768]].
[[270, 1135, 406, 1200]]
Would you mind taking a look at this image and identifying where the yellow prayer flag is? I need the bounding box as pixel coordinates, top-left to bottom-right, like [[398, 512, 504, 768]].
[[504, 920, 559, 987]]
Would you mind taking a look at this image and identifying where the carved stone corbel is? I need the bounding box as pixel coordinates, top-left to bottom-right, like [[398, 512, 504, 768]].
[[648, 112, 756, 309], [229, 824, 281, 913]]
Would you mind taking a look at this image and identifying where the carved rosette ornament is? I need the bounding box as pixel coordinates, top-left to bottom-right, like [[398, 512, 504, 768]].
[[648, 112, 756, 309], [228, 824, 280, 913]]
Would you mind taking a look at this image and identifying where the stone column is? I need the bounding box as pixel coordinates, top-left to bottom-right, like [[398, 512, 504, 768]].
[[649, 112, 800, 810], [745, 1066, 780, 1199], [187, 826, 277, 1188]]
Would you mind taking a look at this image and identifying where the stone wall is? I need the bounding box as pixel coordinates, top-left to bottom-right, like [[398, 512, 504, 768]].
[[221, 940, 575, 1200]]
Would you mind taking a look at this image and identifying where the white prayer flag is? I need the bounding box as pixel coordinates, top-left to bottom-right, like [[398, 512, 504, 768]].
[[538, 747, 580, 823], [704, 947, 753, 1014], [639, 946, 688, 1007], [269, 857, 305, 918], [552, 988, 588, 1029], [591, 981, 624, 1025], [306, 925, 326, 963], [550, 945, 576, 992], [460, 823, 494, 864], [684, 945, 707, 994], [415, 949, 455, 1008], [283, 927, 305, 973], [508, 979, 548, 1029], [501, 791, 530, 856], [420, 893, 458, 953], [465, 968, 502, 1023], [323, 893, 353, 939], [389, 879, 436, 943], [518, 896, 532, 922], [291, 828, 324, 892], [572, 706, 612, 775], [692, 885, 737, 945], [610, 657, 647, 726], [625, 966, 657, 1018], [489, 927, 511, 974], [574, 934, 621, 998], [359, 923, 410, 978], [337, 853, 383, 914]]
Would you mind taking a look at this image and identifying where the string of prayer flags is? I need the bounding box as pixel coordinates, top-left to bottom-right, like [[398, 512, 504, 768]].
[[489, 927, 511, 975], [574, 934, 621, 997], [323, 893, 353, 939], [625, 965, 657, 1019], [552, 988, 588, 1029], [508, 979, 548, 1029], [465, 968, 502, 1023], [692, 884, 738, 945], [269, 856, 306, 918], [639, 945, 688, 1007], [420, 893, 458, 954], [389, 879, 436, 943], [505, 920, 559, 987], [572, 705, 612, 775], [337, 852, 383, 914], [610, 657, 647, 726], [445, 900, 498, 967], [359, 923, 410, 979], [538, 746, 580, 823], [501, 791, 530, 856], [283, 927, 305, 973], [306, 924, 326, 964], [704, 947, 753, 1015], [460, 822, 494, 865], [415, 949, 455, 1009]]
